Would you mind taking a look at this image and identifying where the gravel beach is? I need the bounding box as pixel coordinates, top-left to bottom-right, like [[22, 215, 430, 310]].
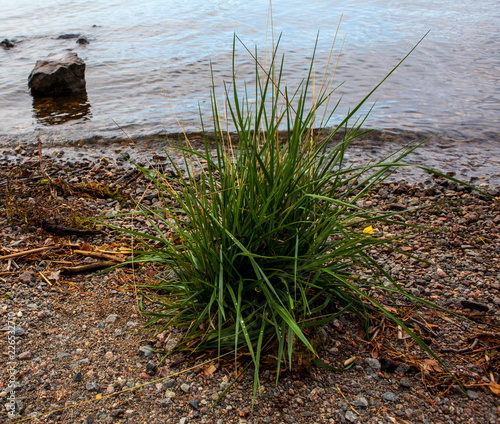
[[1, 133, 499, 424]]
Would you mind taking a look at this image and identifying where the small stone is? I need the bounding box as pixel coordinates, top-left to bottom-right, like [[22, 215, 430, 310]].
[[73, 372, 83, 382], [436, 268, 448, 278], [467, 390, 479, 399], [382, 391, 398, 401], [77, 37, 89, 45], [159, 398, 172, 408], [85, 382, 100, 392], [395, 363, 411, 374], [110, 409, 125, 418], [165, 391, 176, 398], [400, 378, 412, 388], [345, 410, 358, 422], [162, 378, 176, 389], [0, 39, 15, 49], [365, 357, 381, 371], [179, 417, 188, 424], [18, 351, 32, 360], [139, 345, 154, 358], [105, 314, 119, 323], [189, 399, 199, 410], [352, 397, 368, 407], [180, 383, 190, 393], [146, 360, 157, 375], [20, 270, 35, 284], [56, 352, 71, 360]]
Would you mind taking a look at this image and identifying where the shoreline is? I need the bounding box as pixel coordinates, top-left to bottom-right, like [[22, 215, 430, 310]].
[[2, 127, 500, 189]]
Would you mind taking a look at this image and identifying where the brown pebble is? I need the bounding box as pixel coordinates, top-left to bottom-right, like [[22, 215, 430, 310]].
[[18, 351, 32, 360]]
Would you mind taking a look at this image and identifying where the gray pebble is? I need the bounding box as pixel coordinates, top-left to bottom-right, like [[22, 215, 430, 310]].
[[158, 398, 172, 408], [382, 391, 398, 401], [85, 382, 100, 392], [400, 378, 412, 388], [139, 345, 154, 358], [365, 357, 381, 371], [345, 410, 358, 422], [395, 363, 411, 374], [467, 390, 479, 399], [162, 378, 176, 389], [105, 314, 119, 323], [180, 383, 190, 393], [56, 352, 71, 360], [189, 399, 199, 410], [352, 397, 369, 407]]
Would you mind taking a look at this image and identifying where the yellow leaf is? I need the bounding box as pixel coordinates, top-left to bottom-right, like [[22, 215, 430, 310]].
[[95, 394, 102, 400], [363, 225, 374, 234], [489, 381, 500, 396]]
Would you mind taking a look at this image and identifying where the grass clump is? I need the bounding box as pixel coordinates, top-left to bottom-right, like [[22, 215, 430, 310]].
[[125, 35, 446, 396]]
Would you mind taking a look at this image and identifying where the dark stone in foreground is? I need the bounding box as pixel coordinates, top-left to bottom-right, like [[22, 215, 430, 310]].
[[28, 52, 86, 98]]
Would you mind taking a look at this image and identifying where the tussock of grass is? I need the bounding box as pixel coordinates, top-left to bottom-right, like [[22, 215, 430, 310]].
[[117, 34, 459, 398]]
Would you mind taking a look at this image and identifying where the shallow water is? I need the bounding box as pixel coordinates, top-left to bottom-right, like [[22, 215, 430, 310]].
[[0, 0, 499, 145]]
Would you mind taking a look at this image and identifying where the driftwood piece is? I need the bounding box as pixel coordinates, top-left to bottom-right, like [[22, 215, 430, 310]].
[[0, 245, 59, 261], [60, 261, 118, 274]]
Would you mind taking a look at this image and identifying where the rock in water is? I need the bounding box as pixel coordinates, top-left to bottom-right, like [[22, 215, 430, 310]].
[[1, 39, 15, 49], [28, 52, 86, 97]]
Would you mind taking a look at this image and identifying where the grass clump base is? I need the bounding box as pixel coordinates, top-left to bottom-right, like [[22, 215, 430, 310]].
[[121, 34, 458, 399]]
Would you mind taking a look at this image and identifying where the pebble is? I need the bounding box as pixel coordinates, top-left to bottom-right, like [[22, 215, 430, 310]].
[[189, 399, 200, 410], [352, 397, 369, 407], [400, 378, 412, 388], [85, 382, 100, 392], [180, 383, 190, 393], [345, 410, 358, 422], [105, 314, 119, 323], [162, 378, 176, 389], [18, 351, 32, 360], [436, 268, 448, 278], [146, 360, 157, 375], [56, 352, 71, 360], [110, 409, 125, 418], [382, 392, 398, 402], [395, 363, 411, 374], [365, 358, 381, 371], [467, 390, 479, 399], [159, 398, 172, 408], [139, 345, 154, 358]]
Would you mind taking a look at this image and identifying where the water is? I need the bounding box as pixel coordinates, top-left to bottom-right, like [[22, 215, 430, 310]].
[[1, 0, 499, 145]]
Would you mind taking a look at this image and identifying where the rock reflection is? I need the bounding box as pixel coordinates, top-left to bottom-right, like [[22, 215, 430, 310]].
[[32, 92, 91, 125]]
